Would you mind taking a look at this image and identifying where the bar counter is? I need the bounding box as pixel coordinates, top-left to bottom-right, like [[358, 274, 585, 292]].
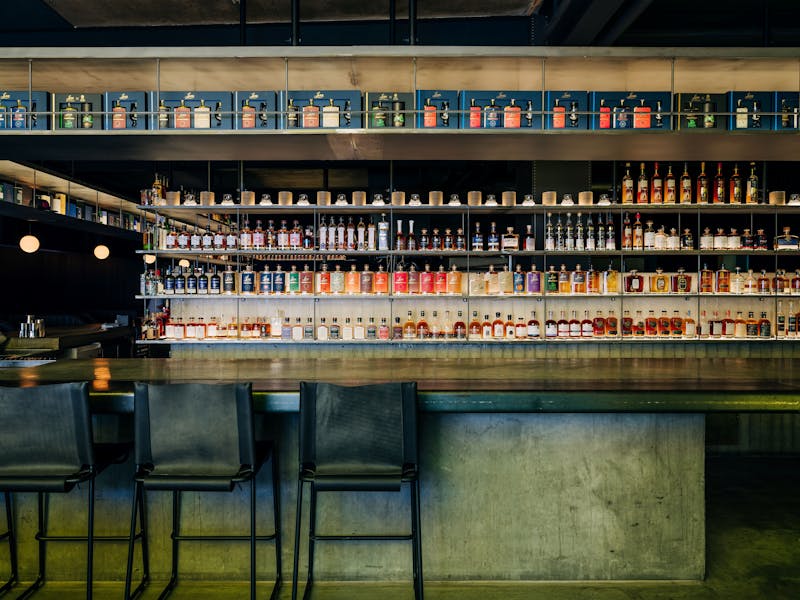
[[2, 356, 788, 583], [0, 357, 798, 413]]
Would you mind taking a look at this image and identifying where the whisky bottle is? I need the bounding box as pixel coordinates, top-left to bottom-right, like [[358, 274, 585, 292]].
[[634, 98, 651, 129], [568, 101, 579, 128], [423, 98, 437, 128], [789, 301, 797, 337], [729, 164, 742, 203], [482, 314, 494, 339], [592, 311, 606, 337], [735, 98, 748, 129], [454, 311, 467, 340], [241, 99, 256, 129], [407, 264, 421, 294], [342, 317, 354, 341], [637, 162, 649, 204], [621, 310, 633, 337], [580, 310, 592, 338], [645, 310, 658, 337], [81, 101, 93, 128], [487, 222, 500, 251], [391, 317, 403, 340], [703, 94, 716, 128], [697, 162, 709, 203], [420, 264, 435, 294], [551, 98, 565, 129], [658, 310, 670, 336], [468, 311, 482, 340], [643, 220, 656, 250], [514, 316, 526, 339], [650, 162, 663, 203], [679, 163, 692, 204], [713, 162, 725, 203], [556, 311, 569, 338], [527, 310, 541, 339], [374, 265, 389, 294], [194, 99, 211, 129], [606, 310, 619, 336], [571, 264, 586, 294], [632, 212, 643, 249], [503, 314, 515, 339], [621, 212, 632, 250], [545, 265, 559, 294], [758, 312, 772, 338], [527, 264, 542, 294], [598, 98, 611, 129], [568, 311, 581, 338], [433, 265, 447, 294], [633, 310, 645, 336], [504, 98, 521, 128], [322, 98, 340, 128], [613, 99, 628, 129], [746, 163, 759, 204], [111, 100, 126, 129], [484, 98, 500, 128], [440, 101, 450, 127], [353, 317, 366, 340], [621, 163, 634, 204], [468, 98, 481, 128], [558, 264, 571, 294], [174, 100, 191, 129], [431, 228, 442, 251], [545, 310, 558, 338], [555, 214, 564, 250], [303, 98, 320, 128]]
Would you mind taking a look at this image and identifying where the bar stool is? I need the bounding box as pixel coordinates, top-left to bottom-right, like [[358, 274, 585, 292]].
[[0, 382, 149, 599], [124, 382, 281, 600], [292, 381, 423, 600]]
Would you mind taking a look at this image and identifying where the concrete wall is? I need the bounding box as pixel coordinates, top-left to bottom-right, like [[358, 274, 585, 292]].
[[4, 412, 705, 583]]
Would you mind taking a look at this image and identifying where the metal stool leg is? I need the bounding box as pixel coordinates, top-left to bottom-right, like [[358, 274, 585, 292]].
[[250, 477, 256, 600], [303, 486, 317, 600], [411, 479, 424, 600], [16, 493, 47, 599], [0, 492, 18, 594], [86, 479, 95, 600], [124, 481, 143, 600], [270, 447, 282, 600], [291, 479, 304, 600], [157, 491, 180, 600]]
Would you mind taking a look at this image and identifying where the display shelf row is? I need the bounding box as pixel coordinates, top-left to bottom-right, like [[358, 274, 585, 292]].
[[136, 293, 787, 300]]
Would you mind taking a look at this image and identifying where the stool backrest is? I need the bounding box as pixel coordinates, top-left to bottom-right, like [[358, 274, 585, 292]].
[[0, 382, 94, 471], [298, 382, 418, 474], [133, 382, 254, 471]]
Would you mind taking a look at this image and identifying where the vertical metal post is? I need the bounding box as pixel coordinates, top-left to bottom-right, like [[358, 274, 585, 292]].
[[239, 0, 247, 46], [291, 0, 300, 46], [389, 0, 396, 45], [408, 0, 417, 45]]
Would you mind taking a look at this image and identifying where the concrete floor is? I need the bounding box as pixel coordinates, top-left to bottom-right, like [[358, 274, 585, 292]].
[[5, 455, 800, 600]]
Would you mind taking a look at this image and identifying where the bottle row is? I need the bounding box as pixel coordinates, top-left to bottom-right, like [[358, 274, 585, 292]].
[[139, 264, 800, 297], [142, 306, 800, 342], [143, 213, 798, 254]]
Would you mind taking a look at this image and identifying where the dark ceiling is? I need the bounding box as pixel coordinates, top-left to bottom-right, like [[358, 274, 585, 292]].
[[0, 0, 798, 47]]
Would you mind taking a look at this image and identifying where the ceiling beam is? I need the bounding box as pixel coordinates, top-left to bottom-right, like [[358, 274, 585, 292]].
[[594, 0, 654, 45], [561, 0, 627, 45]]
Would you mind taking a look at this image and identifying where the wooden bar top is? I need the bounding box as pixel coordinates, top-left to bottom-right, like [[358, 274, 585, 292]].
[[0, 357, 798, 413]]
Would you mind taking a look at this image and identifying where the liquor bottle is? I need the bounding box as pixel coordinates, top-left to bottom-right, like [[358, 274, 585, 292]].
[[545, 310, 558, 338], [446, 264, 463, 295], [645, 310, 658, 337], [193, 99, 211, 129], [432, 265, 446, 294], [468, 98, 481, 128], [757, 269, 770, 294], [558, 264, 571, 294], [568, 311, 581, 338], [633, 310, 646, 336], [423, 98, 437, 128], [342, 317, 354, 341], [728, 164, 743, 203], [555, 214, 564, 251], [621, 310, 633, 337], [643, 220, 656, 250], [352, 317, 366, 341], [468, 311, 482, 340], [503, 314, 515, 339], [401, 311, 415, 339], [551, 98, 565, 129], [613, 99, 628, 129], [239, 220, 252, 249], [598, 98, 611, 129], [743, 311, 758, 337], [734, 98, 748, 129], [591, 311, 606, 337], [484, 98, 500, 128], [713, 162, 725, 203], [80, 100, 93, 128], [355, 218, 366, 251], [374, 265, 389, 294], [650, 162, 663, 203], [527, 310, 541, 339], [702, 94, 716, 128], [758, 312, 772, 338], [343, 264, 358, 294], [391, 317, 403, 340], [571, 264, 586, 294], [658, 310, 670, 336], [621, 163, 634, 204], [440, 101, 450, 127], [746, 163, 759, 204], [171, 99, 190, 129], [697, 162, 709, 203], [110, 99, 127, 129], [431, 228, 442, 251], [633, 98, 651, 129], [514, 316, 526, 339], [568, 101, 579, 128], [544, 265, 558, 294], [407, 265, 420, 294], [620, 212, 632, 250], [482, 314, 493, 339], [557, 311, 570, 338], [632, 212, 644, 249], [544, 213, 555, 251], [527, 264, 542, 294], [445, 311, 461, 340], [578, 310, 591, 338], [751, 99, 762, 128], [660, 164, 676, 204], [328, 264, 344, 294], [637, 162, 649, 204], [678, 163, 692, 204], [322, 98, 340, 128], [789, 301, 797, 337], [420, 264, 435, 294], [240, 99, 256, 129], [455, 227, 466, 250], [377, 214, 389, 251], [303, 98, 320, 128], [430, 311, 443, 339], [606, 310, 619, 336], [504, 98, 521, 128], [606, 214, 617, 250], [487, 222, 500, 251], [285, 97, 299, 128]]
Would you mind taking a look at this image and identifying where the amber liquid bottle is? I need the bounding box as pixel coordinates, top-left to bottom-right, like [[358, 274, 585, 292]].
[[729, 164, 743, 204], [680, 163, 692, 204], [713, 162, 725, 203], [621, 163, 634, 204], [697, 162, 709, 203], [637, 162, 649, 204]]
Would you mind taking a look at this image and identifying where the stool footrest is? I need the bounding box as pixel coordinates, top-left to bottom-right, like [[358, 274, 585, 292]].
[[37, 530, 145, 543], [173, 532, 277, 542], [312, 533, 413, 541]]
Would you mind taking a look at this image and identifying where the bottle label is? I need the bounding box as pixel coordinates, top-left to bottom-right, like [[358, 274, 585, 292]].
[[504, 105, 521, 128], [112, 106, 126, 129], [241, 105, 256, 129], [552, 105, 566, 129], [175, 106, 191, 129], [322, 105, 340, 128], [469, 106, 481, 128], [303, 105, 320, 128], [633, 105, 651, 128], [423, 104, 437, 128], [599, 105, 611, 129]]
